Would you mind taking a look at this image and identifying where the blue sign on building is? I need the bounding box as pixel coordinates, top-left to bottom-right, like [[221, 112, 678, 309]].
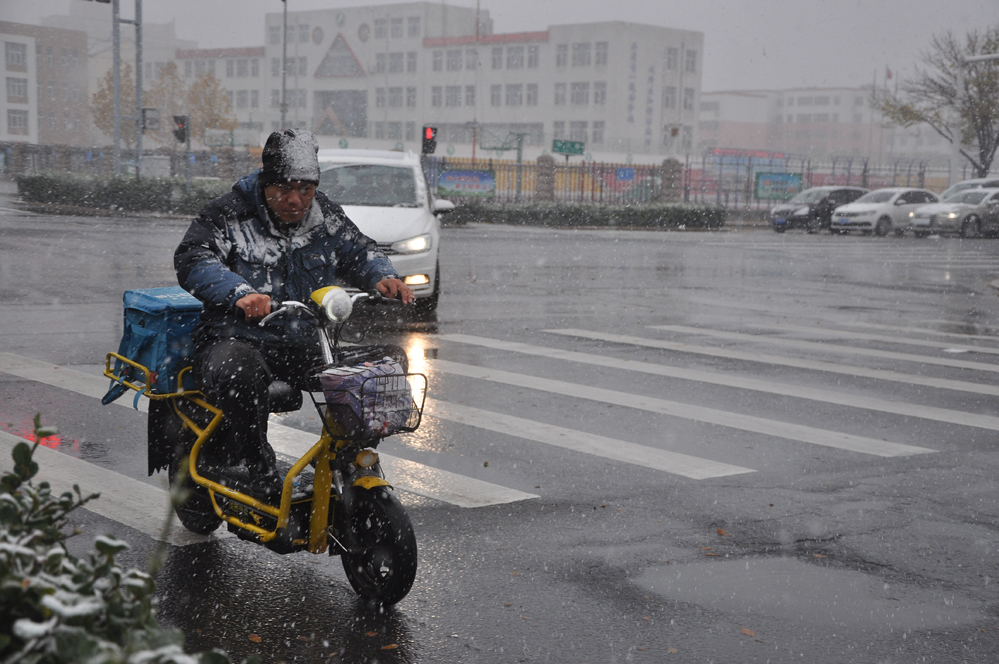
[[616, 167, 636, 181]]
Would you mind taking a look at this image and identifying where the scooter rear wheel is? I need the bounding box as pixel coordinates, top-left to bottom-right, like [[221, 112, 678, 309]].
[[169, 453, 223, 535], [339, 487, 417, 605]]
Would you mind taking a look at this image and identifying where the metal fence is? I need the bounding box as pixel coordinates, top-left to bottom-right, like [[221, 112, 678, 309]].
[[427, 154, 969, 209]]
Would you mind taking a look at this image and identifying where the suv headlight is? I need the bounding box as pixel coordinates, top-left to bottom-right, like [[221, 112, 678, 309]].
[[390, 234, 433, 254]]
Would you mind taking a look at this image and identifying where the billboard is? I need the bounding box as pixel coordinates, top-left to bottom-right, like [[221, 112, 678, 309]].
[[755, 172, 802, 201], [438, 170, 496, 197]]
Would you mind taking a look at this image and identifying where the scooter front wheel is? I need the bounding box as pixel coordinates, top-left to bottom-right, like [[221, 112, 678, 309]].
[[169, 453, 223, 535], [338, 487, 417, 605]]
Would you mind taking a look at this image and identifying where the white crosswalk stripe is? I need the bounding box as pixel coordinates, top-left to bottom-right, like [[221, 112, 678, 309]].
[[442, 333, 999, 433], [750, 323, 999, 355], [649, 325, 999, 374], [546, 328, 999, 397], [431, 359, 936, 458], [844, 321, 999, 342]]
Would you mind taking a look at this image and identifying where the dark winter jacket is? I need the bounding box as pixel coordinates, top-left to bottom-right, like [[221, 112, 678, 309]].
[[175, 171, 398, 349]]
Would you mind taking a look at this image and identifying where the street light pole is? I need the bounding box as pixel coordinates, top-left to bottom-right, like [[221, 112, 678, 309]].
[[112, 0, 121, 177], [280, 0, 288, 130], [133, 0, 142, 179]]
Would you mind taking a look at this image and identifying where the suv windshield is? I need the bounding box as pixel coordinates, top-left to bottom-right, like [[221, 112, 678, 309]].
[[319, 164, 419, 207], [855, 191, 896, 203], [788, 189, 829, 204]]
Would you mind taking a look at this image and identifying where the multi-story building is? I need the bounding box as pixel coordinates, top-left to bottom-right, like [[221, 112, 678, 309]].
[[252, 2, 702, 161], [699, 87, 955, 164], [175, 47, 267, 131], [2, 21, 88, 146]]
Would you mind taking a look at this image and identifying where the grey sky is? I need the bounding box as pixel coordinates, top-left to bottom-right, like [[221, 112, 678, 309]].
[[3, 0, 996, 90]]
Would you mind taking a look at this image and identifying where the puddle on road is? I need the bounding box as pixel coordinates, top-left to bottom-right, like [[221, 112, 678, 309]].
[[633, 557, 983, 631]]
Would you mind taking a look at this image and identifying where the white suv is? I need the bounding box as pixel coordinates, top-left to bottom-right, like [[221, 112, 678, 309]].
[[831, 188, 939, 236], [316, 149, 452, 314]]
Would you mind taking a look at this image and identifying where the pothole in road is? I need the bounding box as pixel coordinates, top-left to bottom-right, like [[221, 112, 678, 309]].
[[632, 557, 983, 632]]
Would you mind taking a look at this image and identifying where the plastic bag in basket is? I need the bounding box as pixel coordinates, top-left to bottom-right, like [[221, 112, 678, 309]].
[[319, 358, 412, 438]]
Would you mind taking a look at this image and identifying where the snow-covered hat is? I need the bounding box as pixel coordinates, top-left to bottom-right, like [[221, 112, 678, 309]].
[[259, 129, 320, 187]]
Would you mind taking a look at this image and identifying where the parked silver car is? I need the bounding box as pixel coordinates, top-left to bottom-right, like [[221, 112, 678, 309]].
[[909, 188, 999, 238]]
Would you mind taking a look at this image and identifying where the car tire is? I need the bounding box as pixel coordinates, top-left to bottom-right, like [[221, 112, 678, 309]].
[[874, 216, 892, 237], [961, 217, 981, 239], [894, 229, 906, 238], [413, 259, 440, 317], [773, 226, 786, 233], [913, 231, 929, 239]]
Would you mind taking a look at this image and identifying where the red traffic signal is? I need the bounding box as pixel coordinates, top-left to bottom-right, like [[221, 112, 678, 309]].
[[173, 115, 188, 144], [422, 125, 437, 154]]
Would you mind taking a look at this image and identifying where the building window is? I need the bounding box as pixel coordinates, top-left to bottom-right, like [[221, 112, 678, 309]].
[[466, 48, 477, 70], [406, 87, 416, 107], [297, 57, 307, 76], [526, 83, 538, 106], [251, 90, 259, 109], [528, 45, 539, 68], [593, 81, 606, 105], [432, 50, 443, 72], [554, 82, 566, 105], [465, 85, 476, 106], [389, 86, 403, 107], [6, 77, 28, 103], [490, 84, 501, 106], [7, 109, 28, 135], [445, 85, 461, 107], [376, 53, 387, 73], [432, 86, 442, 107], [663, 86, 676, 109], [407, 17, 421, 38], [507, 46, 524, 69], [236, 90, 248, 109], [505, 84, 523, 106], [556, 44, 568, 67], [271, 58, 280, 77], [390, 52, 404, 73], [209, 60, 216, 76], [665, 47, 678, 71], [388, 121, 402, 139], [447, 49, 462, 71], [814, 113, 830, 122], [299, 24, 310, 43], [796, 113, 811, 123], [553, 121, 565, 140], [375, 87, 386, 107], [815, 96, 830, 105], [271, 89, 280, 107], [491, 47, 503, 69], [798, 96, 812, 106], [682, 87, 695, 111], [593, 120, 605, 143], [269, 26, 281, 45], [251, 58, 259, 77], [595, 42, 608, 66], [390, 18, 403, 39], [569, 121, 587, 142], [570, 82, 589, 105], [684, 49, 697, 73], [185, 60, 192, 78], [405, 121, 416, 140], [234, 58, 246, 77], [572, 43, 591, 66], [226, 60, 234, 77], [407, 52, 417, 73], [374, 19, 387, 39], [375, 121, 385, 139]]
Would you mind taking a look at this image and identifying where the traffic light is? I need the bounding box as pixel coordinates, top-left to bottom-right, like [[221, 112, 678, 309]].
[[421, 125, 437, 155], [173, 115, 188, 144]]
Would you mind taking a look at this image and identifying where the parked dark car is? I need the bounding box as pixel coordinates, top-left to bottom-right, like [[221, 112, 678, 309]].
[[771, 186, 869, 233]]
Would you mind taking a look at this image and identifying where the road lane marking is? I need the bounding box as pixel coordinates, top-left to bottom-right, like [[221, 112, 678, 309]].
[[752, 323, 999, 356], [543, 330, 999, 398], [431, 360, 936, 458], [843, 321, 999, 343], [424, 398, 754, 480], [441, 334, 999, 433], [0, 353, 536, 508], [649, 325, 999, 374], [0, 430, 227, 547]]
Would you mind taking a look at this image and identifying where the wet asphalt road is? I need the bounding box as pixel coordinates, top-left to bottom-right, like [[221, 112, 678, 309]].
[[3, 204, 999, 663]]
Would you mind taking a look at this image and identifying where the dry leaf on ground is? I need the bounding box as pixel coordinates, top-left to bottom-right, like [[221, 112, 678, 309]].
[[248, 634, 262, 643], [717, 528, 729, 536], [381, 644, 398, 650], [740, 627, 756, 637]]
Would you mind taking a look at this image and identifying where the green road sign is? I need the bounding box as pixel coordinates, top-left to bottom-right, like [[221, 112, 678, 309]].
[[552, 139, 585, 155]]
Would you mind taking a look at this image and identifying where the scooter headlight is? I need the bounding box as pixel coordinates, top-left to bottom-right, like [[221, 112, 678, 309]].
[[320, 287, 353, 323]]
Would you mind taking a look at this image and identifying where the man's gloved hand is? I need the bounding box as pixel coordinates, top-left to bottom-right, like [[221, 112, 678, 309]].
[[376, 278, 415, 304], [236, 293, 272, 321]]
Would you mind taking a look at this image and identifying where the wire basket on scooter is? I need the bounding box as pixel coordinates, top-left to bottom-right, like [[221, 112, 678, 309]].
[[314, 359, 426, 440]]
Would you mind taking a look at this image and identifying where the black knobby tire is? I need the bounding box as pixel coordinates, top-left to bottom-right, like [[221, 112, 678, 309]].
[[961, 217, 981, 239], [875, 216, 892, 237], [168, 452, 223, 535], [339, 487, 417, 605]]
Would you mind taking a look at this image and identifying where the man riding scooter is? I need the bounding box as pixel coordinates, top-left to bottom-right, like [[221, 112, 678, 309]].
[[175, 128, 413, 497]]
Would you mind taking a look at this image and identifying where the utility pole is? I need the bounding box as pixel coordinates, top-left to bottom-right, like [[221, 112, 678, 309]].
[[133, 0, 142, 179], [280, 0, 288, 130], [110, 0, 143, 178], [112, 0, 121, 176]]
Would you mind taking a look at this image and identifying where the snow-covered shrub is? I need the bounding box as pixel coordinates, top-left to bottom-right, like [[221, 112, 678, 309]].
[[0, 415, 255, 664], [445, 200, 726, 229]]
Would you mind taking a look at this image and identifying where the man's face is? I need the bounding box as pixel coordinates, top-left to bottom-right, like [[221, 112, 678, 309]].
[[263, 181, 317, 224]]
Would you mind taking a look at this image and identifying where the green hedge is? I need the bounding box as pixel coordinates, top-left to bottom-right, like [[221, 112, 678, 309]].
[[444, 200, 726, 229], [15, 172, 232, 216]]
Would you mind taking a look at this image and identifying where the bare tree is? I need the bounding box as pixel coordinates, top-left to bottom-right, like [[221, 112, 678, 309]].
[[185, 72, 239, 147], [874, 28, 999, 178], [145, 62, 187, 149]]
